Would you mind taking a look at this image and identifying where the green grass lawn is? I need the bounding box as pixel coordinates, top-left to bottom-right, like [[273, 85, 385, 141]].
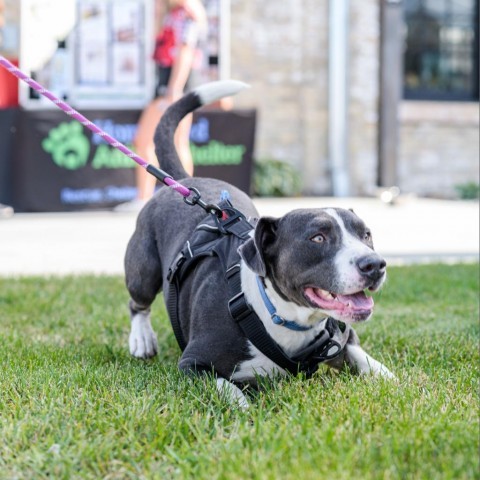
[[0, 264, 478, 480]]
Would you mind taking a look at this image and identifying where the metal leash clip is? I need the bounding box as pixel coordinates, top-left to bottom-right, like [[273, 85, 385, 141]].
[[183, 187, 223, 218]]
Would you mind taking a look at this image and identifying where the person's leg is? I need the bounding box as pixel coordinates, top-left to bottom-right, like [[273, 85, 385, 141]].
[[0, 203, 14, 218], [134, 102, 194, 199], [174, 112, 194, 177], [116, 97, 194, 212], [133, 99, 164, 201]]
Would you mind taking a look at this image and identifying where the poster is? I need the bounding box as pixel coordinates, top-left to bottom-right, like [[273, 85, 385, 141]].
[[19, 0, 154, 110], [73, 0, 153, 108], [111, 1, 143, 85], [76, 1, 109, 84]]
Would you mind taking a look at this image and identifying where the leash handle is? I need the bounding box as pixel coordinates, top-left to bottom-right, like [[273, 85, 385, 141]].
[[0, 55, 191, 198]]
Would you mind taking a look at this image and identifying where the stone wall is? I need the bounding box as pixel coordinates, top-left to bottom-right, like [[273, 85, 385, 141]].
[[230, 0, 479, 198], [399, 102, 480, 198], [348, 0, 380, 195], [230, 0, 331, 194], [230, 0, 382, 196]]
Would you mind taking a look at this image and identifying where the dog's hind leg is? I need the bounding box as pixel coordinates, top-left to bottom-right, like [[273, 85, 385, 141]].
[[178, 352, 250, 409], [125, 230, 163, 359], [216, 378, 250, 410]]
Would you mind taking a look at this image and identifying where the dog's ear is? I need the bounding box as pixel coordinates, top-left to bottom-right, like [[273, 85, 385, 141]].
[[238, 217, 278, 276]]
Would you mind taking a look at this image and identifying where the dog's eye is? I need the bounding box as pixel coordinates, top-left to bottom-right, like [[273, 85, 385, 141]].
[[311, 234, 326, 244], [364, 231, 372, 241]]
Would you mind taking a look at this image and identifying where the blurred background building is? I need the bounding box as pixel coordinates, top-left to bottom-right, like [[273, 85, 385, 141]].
[[227, 0, 479, 198], [1, 0, 478, 203]]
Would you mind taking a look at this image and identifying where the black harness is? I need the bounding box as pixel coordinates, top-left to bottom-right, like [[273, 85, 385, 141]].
[[167, 202, 344, 378]]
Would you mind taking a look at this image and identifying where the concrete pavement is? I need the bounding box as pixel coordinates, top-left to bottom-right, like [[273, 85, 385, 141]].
[[0, 196, 478, 276]]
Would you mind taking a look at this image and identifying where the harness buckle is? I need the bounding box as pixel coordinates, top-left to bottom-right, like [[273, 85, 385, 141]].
[[310, 339, 343, 361], [226, 263, 241, 279], [167, 252, 186, 282], [292, 330, 343, 366], [228, 291, 253, 322], [215, 207, 253, 237]]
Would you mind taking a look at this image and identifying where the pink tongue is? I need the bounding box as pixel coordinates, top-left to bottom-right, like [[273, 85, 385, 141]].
[[336, 291, 373, 310]]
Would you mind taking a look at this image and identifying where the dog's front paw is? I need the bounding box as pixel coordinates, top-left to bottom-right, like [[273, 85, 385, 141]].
[[376, 364, 396, 380], [345, 345, 396, 380], [129, 313, 158, 359]]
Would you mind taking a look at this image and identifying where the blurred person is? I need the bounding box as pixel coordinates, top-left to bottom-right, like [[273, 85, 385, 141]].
[[116, 0, 207, 212]]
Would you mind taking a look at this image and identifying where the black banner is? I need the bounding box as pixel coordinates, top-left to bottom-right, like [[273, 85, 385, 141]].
[[0, 109, 20, 205], [12, 109, 139, 212], [9, 108, 256, 212], [192, 109, 256, 195]]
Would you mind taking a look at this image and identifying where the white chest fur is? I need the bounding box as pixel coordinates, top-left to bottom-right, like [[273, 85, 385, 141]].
[[231, 262, 329, 383]]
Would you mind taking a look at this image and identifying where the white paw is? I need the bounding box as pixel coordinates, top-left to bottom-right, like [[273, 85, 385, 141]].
[[216, 378, 250, 410], [376, 364, 396, 380], [346, 345, 396, 380], [129, 313, 158, 359]]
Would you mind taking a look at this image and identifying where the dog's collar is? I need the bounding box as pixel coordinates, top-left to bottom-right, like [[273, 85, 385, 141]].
[[256, 276, 312, 332]]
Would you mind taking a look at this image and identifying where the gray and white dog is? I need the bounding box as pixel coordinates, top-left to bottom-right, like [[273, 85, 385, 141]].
[[125, 81, 394, 408]]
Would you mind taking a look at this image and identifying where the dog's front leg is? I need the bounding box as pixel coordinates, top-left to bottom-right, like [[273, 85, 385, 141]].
[[326, 328, 395, 379], [344, 344, 395, 379], [128, 301, 158, 359]]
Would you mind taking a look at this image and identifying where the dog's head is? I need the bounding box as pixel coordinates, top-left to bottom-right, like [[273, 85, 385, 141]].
[[239, 208, 386, 324]]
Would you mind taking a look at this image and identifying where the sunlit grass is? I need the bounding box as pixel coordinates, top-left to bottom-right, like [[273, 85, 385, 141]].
[[0, 264, 478, 479]]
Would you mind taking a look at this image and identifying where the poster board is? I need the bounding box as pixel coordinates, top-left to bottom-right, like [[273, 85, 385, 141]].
[[72, 0, 154, 108], [19, 0, 154, 110], [19, 0, 230, 109]]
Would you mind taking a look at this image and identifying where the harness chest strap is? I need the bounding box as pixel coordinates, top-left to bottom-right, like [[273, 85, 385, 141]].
[[225, 263, 342, 377]]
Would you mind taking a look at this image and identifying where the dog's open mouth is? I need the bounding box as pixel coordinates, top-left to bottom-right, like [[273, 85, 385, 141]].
[[304, 287, 374, 320]]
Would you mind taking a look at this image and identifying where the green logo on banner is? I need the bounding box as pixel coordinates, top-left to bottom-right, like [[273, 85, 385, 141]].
[[42, 121, 90, 170]]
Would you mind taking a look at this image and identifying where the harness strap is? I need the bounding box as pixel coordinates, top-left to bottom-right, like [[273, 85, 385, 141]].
[[167, 201, 254, 353], [227, 276, 302, 374], [226, 263, 342, 377], [167, 280, 187, 351], [167, 202, 344, 377]]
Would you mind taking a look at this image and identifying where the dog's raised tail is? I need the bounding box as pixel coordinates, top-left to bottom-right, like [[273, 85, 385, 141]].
[[154, 80, 249, 180]]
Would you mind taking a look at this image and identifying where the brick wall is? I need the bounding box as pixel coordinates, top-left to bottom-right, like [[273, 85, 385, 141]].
[[399, 102, 480, 198], [230, 0, 331, 194], [229, 0, 383, 196]]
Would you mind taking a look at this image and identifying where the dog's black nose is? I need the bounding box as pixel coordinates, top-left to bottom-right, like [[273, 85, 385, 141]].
[[356, 255, 387, 280]]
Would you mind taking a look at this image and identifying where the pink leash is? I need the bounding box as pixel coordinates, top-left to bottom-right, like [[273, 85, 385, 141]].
[[0, 55, 191, 198]]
